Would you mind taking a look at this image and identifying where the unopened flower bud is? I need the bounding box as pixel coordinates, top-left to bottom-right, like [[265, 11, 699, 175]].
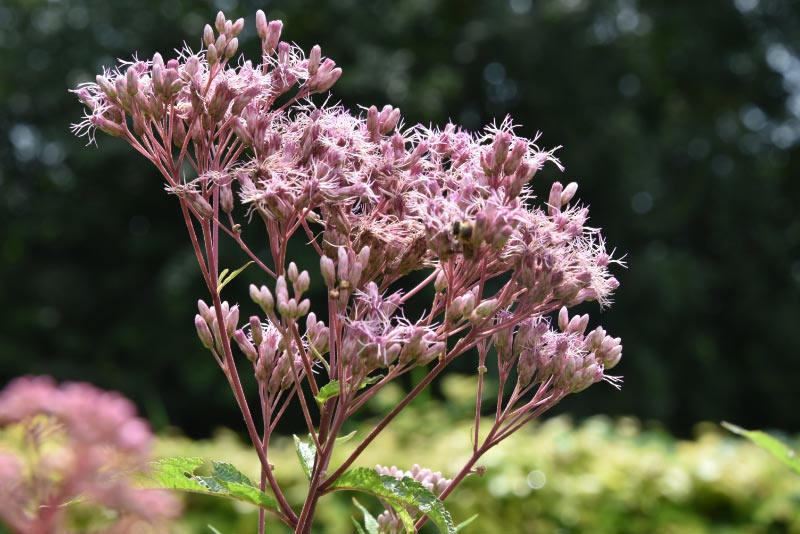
[[472, 298, 499, 319], [249, 316, 263, 346], [491, 132, 512, 173], [558, 306, 569, 331], [219, 182, 234, 214], [203, 23, 216, 46], [446, 297, 466, 323], [215, 11, 226, 33], [337, 247, 350, 283], [548, 182, 564, 215], [249, 284, 274, 314], [357, 246, 370, 270], [172, 118, 187, 147], [225, 37, 239, 59], [215, 35, 228, 57], [287, 262, 299, 283], [265, 20, 283, 54], [434, 270, 447, 292], [295, 271, 310, 295], [96, 75, 117, 99], [366, 105, 379, 137], [308, 45, 321, 76], [255, 10, 268, 39], [125, 66, 139, 96], [503, 141, 527, 175], [232, 18, 244, 35], [320, 256, 336, 287], [224, 304, 239, 339], [234, 329, 258, 362], [558, 182, 578, 206], [275, 276, 289, 314], [189, 191, 213, 218], [195, 314, 214, 350], [198, 299, 214, 323], [380, 106, 401, 134], [296, 298, 311, 318], [207, 44, 219, 66]]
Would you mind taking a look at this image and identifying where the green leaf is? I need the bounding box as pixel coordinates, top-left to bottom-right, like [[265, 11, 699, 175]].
[[208, 525, 224, 534], [386, 501, 415, 533], [293, 435, 316, 479], [336, 430, 358, 444], [351, 517, 368, 534], [329, 467, 456, 534], [316, 380, 341, 404], [148, 457, 279, 511], [211, 461, 255, 486], [722, 422, 800, 474], [316, 375, 385, 405], [217, 261, 254, 294], [455, 514, 479, 531], [352, 498, 380, 534]]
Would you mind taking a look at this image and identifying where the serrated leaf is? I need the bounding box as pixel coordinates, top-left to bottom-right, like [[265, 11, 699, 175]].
[[329, 467, 456, 534], [211, 461, 254, 486], [316, 380, 341, 404], [148, 457, 279, 512], [293, 435, 316, 479], [455, 513, 479, 531], [217, 261, 254, 293], [149, 457, 207, 492], [722, 422, 800, 474], [352, 498, 380, 534], [351, 517, 368, 534]]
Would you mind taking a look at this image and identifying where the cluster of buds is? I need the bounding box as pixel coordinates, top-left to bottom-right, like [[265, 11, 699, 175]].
[[507, 307, 622, 393], [0, 377, 179, 532], [320, 246, 370, 303], [195, 299, 239, 352], [203, 11, 244, 66]]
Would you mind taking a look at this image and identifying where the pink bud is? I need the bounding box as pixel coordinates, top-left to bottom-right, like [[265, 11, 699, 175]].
[[195, 314, 214, 349], [561, 182, 578, 205], [255, 10, 268, 39], [320, 256, 336, 287], [234, 329, 258, 362], [308, 45, 321, 76], [558, 306, 569, 331], [215, 11, 226, 33], [225, 37, 239, 59], [249, 316, 263, 346], [548, 181, 563, 215], [227, 16, 243, 34]]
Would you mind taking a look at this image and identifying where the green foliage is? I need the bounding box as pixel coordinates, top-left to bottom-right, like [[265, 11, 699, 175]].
[[217, 261, 254, 294], [149, 457, 279, 513], [155, 394, 800, 533], [329, 468, 455, 533], [352, 498, 380, 534], [723, 422, 800, 475], [293, 434, 316, 480]]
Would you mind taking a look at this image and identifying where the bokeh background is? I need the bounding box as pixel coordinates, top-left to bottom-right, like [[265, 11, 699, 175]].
[[1, 0, 799, 445]]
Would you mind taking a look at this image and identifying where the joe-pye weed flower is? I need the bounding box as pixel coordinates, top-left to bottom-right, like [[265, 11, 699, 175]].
[[71, 9, 624, 533]]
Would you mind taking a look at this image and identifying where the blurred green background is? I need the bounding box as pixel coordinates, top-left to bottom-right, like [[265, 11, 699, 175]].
[[1, 0, 799, 443]]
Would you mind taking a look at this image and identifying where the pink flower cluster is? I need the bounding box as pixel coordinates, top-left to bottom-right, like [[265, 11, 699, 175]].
[[0, 376, 179, 533], [71, 10, 624, 530]]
